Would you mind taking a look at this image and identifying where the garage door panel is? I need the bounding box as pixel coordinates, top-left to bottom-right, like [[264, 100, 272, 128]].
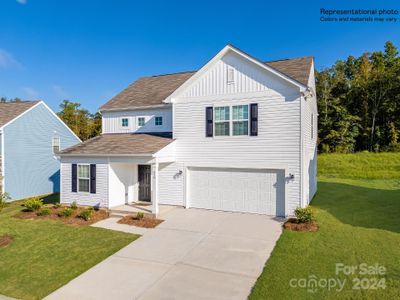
[[188, 167, 285, 216]]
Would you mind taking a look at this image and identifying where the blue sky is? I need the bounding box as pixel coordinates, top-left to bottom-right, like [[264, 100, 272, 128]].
[[0, 0, 399, 113]]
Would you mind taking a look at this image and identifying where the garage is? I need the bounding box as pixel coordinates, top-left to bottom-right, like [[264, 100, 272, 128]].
[[188, 167, 285, 216]]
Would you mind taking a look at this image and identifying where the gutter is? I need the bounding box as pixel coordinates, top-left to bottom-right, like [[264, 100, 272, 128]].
[[100, 104, 171, 113]]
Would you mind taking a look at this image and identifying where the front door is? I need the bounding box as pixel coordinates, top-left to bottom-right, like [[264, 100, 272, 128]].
[[138, 165, 151, 202]]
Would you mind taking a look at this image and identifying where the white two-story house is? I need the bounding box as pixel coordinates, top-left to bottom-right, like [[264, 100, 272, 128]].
[[59, 45, 317, 216]]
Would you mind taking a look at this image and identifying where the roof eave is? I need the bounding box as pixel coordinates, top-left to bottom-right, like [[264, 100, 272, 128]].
[[100, 103, 171, 113]]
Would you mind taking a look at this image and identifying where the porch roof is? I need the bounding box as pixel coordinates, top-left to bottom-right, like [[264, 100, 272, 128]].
[[59, 133, 173, 156]]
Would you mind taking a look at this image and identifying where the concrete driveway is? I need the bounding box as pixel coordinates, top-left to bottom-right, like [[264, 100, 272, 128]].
[[46, 208, 282, 300]]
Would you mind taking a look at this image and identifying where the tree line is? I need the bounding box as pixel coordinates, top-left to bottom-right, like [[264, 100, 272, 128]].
[[316, 41, 400, 153]]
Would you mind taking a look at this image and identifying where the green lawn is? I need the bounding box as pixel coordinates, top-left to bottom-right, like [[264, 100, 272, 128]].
[[0, 195, 138, 300], [250, 152, 400, 299]]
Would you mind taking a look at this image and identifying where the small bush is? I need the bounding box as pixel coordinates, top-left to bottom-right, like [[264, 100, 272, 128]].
[[294, 207, 314, 224], [70, 201, 78, 210], [0, 192, 10, 213], [58, 207, 73, 217], [37, 207, 51, 216], [78, 208, 93, 221], [53, 203, 62, 209], [135, 212, 144, 220], [23, 197, 43, 212]]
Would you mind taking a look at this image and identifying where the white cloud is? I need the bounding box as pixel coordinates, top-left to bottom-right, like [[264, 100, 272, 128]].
[[22, 87, 38, 98], [16, 0, 27, 4], [52, 85, 68, 98], [0, 49, 23, 70]]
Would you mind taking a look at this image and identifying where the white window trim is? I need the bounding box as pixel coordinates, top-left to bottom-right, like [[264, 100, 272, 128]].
[[52, 136, 61, 153], [155, 116, 163, 126], [121, 117, 129, 128], [227, 67, 235, 84], [137, 116, 145, 127], [78, 164, 90, 193], [214, 106, 230, 137], [232, 104, 249, 136]]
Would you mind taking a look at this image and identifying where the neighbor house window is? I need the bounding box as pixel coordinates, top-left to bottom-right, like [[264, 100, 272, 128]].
[[52, 136, 60, 153], [121, 118, 129, 127], [138, 117, 145, 126], [214, 106, 230, 136], [155, 116, 163, 126], [78, 164, 90, 192], [311, 113, 314, 139], [232, 105, 249, 136]]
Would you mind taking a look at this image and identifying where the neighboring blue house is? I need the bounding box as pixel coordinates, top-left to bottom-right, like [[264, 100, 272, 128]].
[[0, 101, 81, 200]]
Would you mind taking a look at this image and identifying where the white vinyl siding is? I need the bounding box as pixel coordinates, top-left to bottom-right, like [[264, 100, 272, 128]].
[[61, 157, 109, 207], [102, 107, 172, 134], [158, 162, 184, 206]]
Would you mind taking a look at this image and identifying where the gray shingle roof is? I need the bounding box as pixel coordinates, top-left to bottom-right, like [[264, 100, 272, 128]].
[[60, 133, 173, 155], [100, 56, 313, 112], [0, 101, 40, 128]]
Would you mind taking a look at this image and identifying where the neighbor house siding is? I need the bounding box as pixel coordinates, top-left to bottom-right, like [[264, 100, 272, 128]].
[[60, 157, 109, 207], [158, 162, 184, 206], [171, 51, 303, 215], [3, 103, 80, 200], [102, 107, 172, 134]]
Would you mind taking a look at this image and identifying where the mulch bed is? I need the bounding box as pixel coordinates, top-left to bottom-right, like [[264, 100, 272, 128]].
[[283, 218, 318, 232], [0, 234, 13, 248], [118, 215, 164, 228], [15, 205, 109, 225]]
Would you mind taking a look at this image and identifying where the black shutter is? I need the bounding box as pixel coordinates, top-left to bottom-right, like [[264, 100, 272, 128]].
[[205, 107, 213, 137], [250, 103, 258, 136], [90, 164, 96, 194], [71, 164, 77, 192]]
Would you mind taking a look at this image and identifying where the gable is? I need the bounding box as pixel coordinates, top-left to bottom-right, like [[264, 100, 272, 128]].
[[175, 51, 302, 100], [0, 101, 40, 128]]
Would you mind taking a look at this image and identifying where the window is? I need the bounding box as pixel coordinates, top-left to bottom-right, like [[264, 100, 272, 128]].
[[78, 164, 90, 192], [138, 117, 145, 126], [311, 113, 314, 139], [232, 105, 249, 136], [121, 118, 129, 127], [155, 116, 163, 126], [52, 136, 60, 153], [227, 67, 234, 83], [214, 106, 230, 136]]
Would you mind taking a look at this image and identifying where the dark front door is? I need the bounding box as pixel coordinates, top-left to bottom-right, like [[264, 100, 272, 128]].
[[138, 165, 151, 202]]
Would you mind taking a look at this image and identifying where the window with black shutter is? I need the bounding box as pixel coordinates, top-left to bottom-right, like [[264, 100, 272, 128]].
[[250, 103, 258, 136]]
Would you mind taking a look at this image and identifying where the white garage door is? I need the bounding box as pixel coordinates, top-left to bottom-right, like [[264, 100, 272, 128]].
[[188, 167, 285, 216]]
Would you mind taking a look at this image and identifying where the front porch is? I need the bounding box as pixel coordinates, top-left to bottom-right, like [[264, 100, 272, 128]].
[[109, 202, 176, 218]]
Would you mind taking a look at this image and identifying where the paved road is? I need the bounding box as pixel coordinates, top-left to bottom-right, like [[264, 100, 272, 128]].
[[46, 208, 282, 300]]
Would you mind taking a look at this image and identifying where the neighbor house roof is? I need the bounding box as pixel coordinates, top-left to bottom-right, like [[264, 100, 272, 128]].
[[60, 133, 173, 156], [100, 56, 313, 112], [0, 101, 41, 128]]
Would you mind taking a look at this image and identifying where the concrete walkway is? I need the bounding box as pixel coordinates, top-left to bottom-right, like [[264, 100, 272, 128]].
[[46, 208, 283, 300]]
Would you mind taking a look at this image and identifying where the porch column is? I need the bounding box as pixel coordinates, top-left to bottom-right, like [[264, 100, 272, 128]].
[[151, 162, 159, 215]]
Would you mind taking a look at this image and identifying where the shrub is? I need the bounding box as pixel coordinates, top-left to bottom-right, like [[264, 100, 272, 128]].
[[37, 207, 51, 216], [136, 212, 144, 220], [58, 207, 73, 217], [53, 203, 62, 209], [23, 197, 43, 212], [294, 207, 314, 223], [0, 192, 10, 213], [70, 201, 78, 210], [78, 208, 93, 221]]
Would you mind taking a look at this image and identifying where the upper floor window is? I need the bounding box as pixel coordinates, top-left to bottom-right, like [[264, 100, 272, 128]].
[[227, 67, 234, 83], [232, 105, 249, 136], [78, 164, 90, 193], [138, 117, 145, 127], [121, 118, 129, 127], [214, 106, 230, 136], [155, 116, 163, 126], [52, 136, 60, 153]]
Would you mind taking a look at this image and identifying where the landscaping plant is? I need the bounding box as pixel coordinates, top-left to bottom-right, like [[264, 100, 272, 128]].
[[294, 207, 314, 223], [70, 201, 78, 210], [37, 207, 51, 216], [136, 212, 144, 220], [58, 207, 73, 217], [0, 192, 10, 213], [78, 208, 93, 221], [23, 197, 43, 212], [53, 203, 62, 209]]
